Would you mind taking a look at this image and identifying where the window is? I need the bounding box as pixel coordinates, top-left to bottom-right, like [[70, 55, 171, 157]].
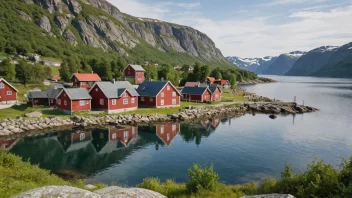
[[172, 124, 176, 131], [161, 92, 164, 97], [167, 85, 170, 91], [172, 99, 176, 105], [81, 82, 86, 85], [57, 99, 61, 105], [100, 99, 104, 105], [123, 99, 128, 104], [64, 93, 66, 97], [141, 97, 145, 101], [124, 93, 128, 97], [172, 92, 176, 97], [95, 88, 98, 92], [7, 91, 12, 96], [80, 133, 85, 141], [167, 134, 170, 141], [161, 99, 164, 106], [64, 100, 67, 106], [149, 97, 153, 102], [112, 133, 117, 140], [160, 125, 164, 134], [80, 100, 85, 106], [112, 99, 116, 105], [124, 131, 129, 138], [131, 98, 135, 104], [0, 83, 4, 89]]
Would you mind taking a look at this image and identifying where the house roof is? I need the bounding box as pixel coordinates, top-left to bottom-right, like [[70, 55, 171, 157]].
[[127, 64, 145, 72], [214, 79, 229, 85], [181, 86, 209, 95], [72, 73, 101, 82], [52, 75, 60, 80], [0, 78, 18, 92], [206, 77, 216, 83], [27, 90, 48, 99], [198, 83, 221, 94], [136, 81, 180, 97], [58, 88, 92, 100], [184, 82, 200, 87], [91, 81, 139, 98], [46, 88, 63, 99]]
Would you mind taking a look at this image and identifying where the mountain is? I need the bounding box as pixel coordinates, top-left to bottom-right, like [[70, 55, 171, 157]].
[[226, 56, 277, 73], [286, 46, 339, 76], [0, 0, 234, 68], [262, 51, 305, 75]]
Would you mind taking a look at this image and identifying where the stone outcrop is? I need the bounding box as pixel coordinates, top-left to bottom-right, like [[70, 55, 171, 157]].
[[13, 186, 166, 198], [36, 16, 51, 33], [54, 15, 70, 32], [238, 77, 277, 85], [17, 10, 32, 21], [245, 103, 318, 114], [24, 111, 43, 118], [63, 29, 78, 46]]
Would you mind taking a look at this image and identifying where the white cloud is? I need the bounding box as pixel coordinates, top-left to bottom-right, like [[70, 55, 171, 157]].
[[267, 0, 328, 6], [173, 2, 200, 9]]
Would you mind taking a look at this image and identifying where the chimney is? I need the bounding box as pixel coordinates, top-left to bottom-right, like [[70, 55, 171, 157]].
[[111, 79, 115, 84]]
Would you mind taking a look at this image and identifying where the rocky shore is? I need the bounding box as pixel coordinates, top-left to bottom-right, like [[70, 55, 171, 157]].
[[0, 102, 318, 138], [238, 77, 277, 85]]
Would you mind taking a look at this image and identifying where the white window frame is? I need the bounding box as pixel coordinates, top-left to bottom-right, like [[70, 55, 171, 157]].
[[95, 88, 98, 92], [172, 92, 176, 97], [80, 100, 85, 106], [0, 83, 4, 89], [57, 99, 61, 105], [172, 99, 176, 105], [124, 131, 129, 138], [161, 92, 164, 97], [172, 124, 176, 131], [100, 99, 104, 105], [161, 99, 164, 106], [167, 85, 170, 91], [112, 99, 116, 105], [149, 97, 153, 102], [141, 97, 145, 101], [160, 125, 164, 134], [123, 93, 128, 97], [81, 82, 86, 85], [64, 100, 67, 106], [7, 91, 12, 96], [131, 98, 135, 104], [123, 99, 128, 104], [167, 134, 170, 141], [112, 133, 117, 140]]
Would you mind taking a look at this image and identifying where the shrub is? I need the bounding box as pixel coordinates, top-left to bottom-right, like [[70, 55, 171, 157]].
[[137, 177, 161, 191], [186, 163, 219, 193]]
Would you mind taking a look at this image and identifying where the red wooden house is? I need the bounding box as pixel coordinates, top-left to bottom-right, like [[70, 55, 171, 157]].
[[199, 83, 222, 101], [123, 64, 145, 84], [156, 123, 180, 146], [89, 81, 139, 114], [136, 81, 181, 108], [0, 138, 19, 151], [97, 127, 138, 154], [70, 73, 101, 90], [57, 130, 92, 153], [214, 79, 230, 88], [52, 75, 61, 82], [0, 78, 18, 104], [206, 77, 216, 84], [55, 88, 92, 114], [181, 86, 212, 102]]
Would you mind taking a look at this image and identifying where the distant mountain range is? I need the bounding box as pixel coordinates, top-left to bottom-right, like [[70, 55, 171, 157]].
[[227, 42, 352, 78]]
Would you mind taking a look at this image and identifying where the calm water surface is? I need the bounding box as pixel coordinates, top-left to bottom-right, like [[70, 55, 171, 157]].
[[4, 76, 352, 186]]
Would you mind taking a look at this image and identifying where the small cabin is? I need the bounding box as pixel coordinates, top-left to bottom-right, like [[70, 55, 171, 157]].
[[70, 73, 101, 90], [214, 79, 230, 89], [198, 83, 222, 101], [123, 64, 145, 84], [55, 88, 92, 114], [89, 80, 139, 114], [136, 81, 181, 108], [0, 78, 18, 104], [181, 86, 212, 102]]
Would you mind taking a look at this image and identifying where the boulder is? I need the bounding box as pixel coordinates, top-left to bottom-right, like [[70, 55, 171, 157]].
[[269, 115, 277, 119], [25, 111, 43, 118], [36, 16, 51, 33], [84, 184, 97, 190], [17, 10, 32, 21], [94, 186, 167, 198], [12, 186, 100, 198]]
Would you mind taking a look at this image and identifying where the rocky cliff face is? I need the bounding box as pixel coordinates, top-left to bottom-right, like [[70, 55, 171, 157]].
[[22, 0, 229, 64]]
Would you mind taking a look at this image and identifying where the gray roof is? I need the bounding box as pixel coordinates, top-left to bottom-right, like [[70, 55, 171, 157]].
[[46, 88, 63, 99], [181, 86, 209, 95], [64, 88, 92, 100], [129, 64, 145, 72], [94, 81, 139, 98], [136, 81, 168, 97], [27, 91, 48, 99], [198, 83, 219, 93]]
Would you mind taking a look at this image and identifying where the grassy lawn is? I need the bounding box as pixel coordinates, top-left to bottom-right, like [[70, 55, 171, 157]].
[[0, 104, 68, 119], [44, 65, 60, 76], [13, 83, 51, 102], [221, 89, 248, 102], [41, 57, 62, 63]]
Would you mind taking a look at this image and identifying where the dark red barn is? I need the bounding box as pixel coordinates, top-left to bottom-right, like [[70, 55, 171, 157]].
[[181, 86, 212, 102], [70, 73, 101, 90], [123, 64, 145, 84], [89, 81, 139, 114], [0, 78, 18, 104], [199, 84, 222, 101], [55, 88, 92, 114], [136, 81, 181, 108]]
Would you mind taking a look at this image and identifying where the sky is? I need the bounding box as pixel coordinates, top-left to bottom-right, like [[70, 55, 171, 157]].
[[107, 0, 352, 58]]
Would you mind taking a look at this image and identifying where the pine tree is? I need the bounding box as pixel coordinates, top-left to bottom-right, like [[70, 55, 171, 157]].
[[59, 60, 71, 81]]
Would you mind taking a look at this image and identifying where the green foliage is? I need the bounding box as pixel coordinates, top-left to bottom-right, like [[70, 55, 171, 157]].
[[15, 60, 45, 85], [0, 58, 16, 80], [158, 64, 180, 85], [59, 60, 71, 81], [44, 66, 52, 79], [210, 68, 222, 79], [186, 164, 219, 193], [145, 65, 158, 80]]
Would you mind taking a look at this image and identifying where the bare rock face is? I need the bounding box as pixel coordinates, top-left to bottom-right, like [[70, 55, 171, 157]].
[[17, 10, 32, 21], [64, 0, 82, 15], [13, 186, 101, 198], [85, 0, 125, 23], [36, 16, 51, 33], [73, 20, 107, 49], [22, 0, 33, 4], [33, 0, 64, 13], [54, 15, 70, 32], [63, 29, 78, 46]]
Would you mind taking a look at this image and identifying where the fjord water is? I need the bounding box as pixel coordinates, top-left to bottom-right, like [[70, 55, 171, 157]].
[[6, 76, 352, 186]]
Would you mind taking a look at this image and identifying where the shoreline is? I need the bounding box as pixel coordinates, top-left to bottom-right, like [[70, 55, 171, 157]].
[[238, 77, 277, 85], [0, 102, 318, 139]]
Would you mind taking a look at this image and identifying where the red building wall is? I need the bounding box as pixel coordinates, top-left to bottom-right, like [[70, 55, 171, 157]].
[[138, 96, 157, 107], [90, 86, 109, 110], [56, 90, 91, 112], [182, 94, 202, 102], [203, 89, 212, 102], [156, 82, 180, 107], [0, 81, 17, 102], [70, 76, 95, 90], [109, 127, 137, 146], [156, 123, 180, 146], [212, 88, 221, 101], [124, 65, 145, 84]]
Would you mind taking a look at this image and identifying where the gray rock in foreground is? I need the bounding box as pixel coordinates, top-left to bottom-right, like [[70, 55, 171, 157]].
[[12, 185, 167, 198], [241, 194, 295, 198]]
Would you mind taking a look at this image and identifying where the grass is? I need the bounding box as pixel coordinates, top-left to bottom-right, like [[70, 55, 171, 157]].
[[0, 104, 68, 119], [0, 150, 107, 197], [41, 56, 62, 63], [221, 89, 248, 102], [44, 65, 60, 76], [13, 83, 51, 102]]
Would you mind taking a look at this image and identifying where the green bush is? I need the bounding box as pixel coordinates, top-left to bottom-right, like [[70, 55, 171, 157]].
[[186, 164, 219, 193]]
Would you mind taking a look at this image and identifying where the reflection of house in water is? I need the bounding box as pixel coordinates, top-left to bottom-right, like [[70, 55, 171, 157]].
[[57, 130, 92, 153], [0, 138, 19, 151], [91, 127, 138, 155], [200, 118, 220, 132], [155, 123, 180, 146]]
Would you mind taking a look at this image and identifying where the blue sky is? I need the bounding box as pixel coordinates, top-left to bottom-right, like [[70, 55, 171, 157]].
[[108, 0, 352, 57]]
